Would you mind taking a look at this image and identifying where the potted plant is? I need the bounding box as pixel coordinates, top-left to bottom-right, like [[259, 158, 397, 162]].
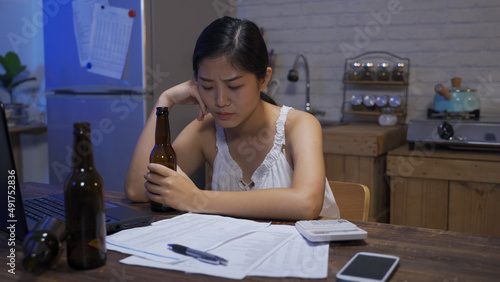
[[0, 51, 37, 126]]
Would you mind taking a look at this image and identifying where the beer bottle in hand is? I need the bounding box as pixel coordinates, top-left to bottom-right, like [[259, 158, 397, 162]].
[[150, 107, 177, 212], [64, 122, 106, 269]]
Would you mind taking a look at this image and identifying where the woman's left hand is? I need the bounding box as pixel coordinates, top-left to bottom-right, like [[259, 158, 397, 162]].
[[144, 163, 202, 212]]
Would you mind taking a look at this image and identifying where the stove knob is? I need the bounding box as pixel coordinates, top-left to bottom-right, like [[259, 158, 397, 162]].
[[438, 122, 454, 140]]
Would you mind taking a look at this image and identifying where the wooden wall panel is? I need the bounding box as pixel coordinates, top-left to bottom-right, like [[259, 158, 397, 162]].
[[324, 153, 388, 222], [449, 182, 500, 237], [324, 154, 345, 181], [387, 149, 500, 184], [390, 177, 448, 229], [344, 155, 361, 182], [370, 156, 388, 222]]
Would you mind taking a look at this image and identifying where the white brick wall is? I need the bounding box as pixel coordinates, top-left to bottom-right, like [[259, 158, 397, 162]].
[[237, 0, 500, 122]]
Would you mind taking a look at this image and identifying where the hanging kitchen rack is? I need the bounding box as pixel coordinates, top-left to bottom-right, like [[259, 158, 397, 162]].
[[341, 51, 410, 124]]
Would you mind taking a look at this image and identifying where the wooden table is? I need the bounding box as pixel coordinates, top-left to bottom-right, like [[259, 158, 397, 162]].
[[1, 183, 500, 281]]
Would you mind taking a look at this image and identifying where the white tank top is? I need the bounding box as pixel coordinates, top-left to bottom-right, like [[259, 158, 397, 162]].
[[211, 106, 340, 218]]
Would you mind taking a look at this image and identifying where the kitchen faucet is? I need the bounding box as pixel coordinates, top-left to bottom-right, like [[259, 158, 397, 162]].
[[287, 53, 324, 116]]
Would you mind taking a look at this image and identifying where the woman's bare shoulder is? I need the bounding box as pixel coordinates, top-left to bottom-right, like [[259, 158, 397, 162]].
[[285, 108, 321, 132]]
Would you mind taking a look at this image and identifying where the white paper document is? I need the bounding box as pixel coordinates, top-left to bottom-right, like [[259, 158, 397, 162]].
[[121, 225, 299, 280], [248, 231, 329, 278], [108, 213, 330, 280], [72, 0, 107, 67], [106, 213, 270, 264], [86, 4, 133, 79]]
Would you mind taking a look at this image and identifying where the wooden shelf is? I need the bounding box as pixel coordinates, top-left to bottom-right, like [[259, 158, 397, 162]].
[[341, 52, 410, 124], [8, 124, 47, 134], [343, 80, 407, 85], [342, 110, 404, 116]]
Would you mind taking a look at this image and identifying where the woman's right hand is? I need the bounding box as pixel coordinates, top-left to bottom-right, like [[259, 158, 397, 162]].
[[160, 79, 208, 121]]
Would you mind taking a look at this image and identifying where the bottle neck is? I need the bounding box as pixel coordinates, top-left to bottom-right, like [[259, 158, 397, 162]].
[[155, 113, 172, 146], [72, 130, 95, 170]]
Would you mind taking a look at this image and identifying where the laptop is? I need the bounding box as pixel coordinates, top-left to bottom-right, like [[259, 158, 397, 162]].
[[0, 102, 154, 240]]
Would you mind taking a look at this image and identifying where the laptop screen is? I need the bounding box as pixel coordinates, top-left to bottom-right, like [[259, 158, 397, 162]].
[[0, 102, 30, 239]]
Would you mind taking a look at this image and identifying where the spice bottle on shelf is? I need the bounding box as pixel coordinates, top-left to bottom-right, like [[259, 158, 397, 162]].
[[392, 63, 405, 81], [361, 62, 375, 80], [363, 95, 376, 110], [375, 95, 388, 110], [349, 93, 365, 111], [388, 95, 404, 112], [64, 122, 106, 270], [347, 62, 362, 81], [150, 107, 177, 212], [377, 63, 390, 81]]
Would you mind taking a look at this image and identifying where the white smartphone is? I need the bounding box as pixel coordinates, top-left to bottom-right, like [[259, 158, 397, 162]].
[[336, 252, 400, 282]]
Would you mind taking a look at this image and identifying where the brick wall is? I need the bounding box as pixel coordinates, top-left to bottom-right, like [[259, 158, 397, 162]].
[[237, 0, 500, 122]]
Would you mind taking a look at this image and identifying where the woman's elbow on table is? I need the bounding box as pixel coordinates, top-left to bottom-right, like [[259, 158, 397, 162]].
[[124, 181, 149, 203], [295, 195, 323, 220]]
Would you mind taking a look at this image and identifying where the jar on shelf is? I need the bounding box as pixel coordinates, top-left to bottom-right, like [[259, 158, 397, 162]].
[[378, 107, 398, 126], [347, 62, 362, 81], [363, 94, 376, 110], [377, 63, 390, 81], [361, 62, 375, 81], [388, 95, 403, 112], [375, 95, 388, 110], [392, 63, 405, 81], [349, 93, 365, 111]]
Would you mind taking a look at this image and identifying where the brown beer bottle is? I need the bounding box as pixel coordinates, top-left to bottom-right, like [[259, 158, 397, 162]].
[[64, 122, 106, 269], [150, 107, 177, 212], [22, 217, 66, 273]]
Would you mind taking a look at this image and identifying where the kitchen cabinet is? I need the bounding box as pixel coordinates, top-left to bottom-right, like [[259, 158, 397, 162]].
[[387, 145, 500, 237], [322, 123, 408, 223]]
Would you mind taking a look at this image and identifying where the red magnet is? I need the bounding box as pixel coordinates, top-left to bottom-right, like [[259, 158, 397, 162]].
[[128, 10, 136, 17]]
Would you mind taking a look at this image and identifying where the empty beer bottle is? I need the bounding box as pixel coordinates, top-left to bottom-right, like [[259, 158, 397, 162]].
[[22, 217, 66, 273], [150, 107, 177, 212], [64, 122, 106, 269]]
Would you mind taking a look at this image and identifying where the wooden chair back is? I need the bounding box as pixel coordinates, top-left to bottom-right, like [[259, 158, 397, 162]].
[[329, 181, 370, 221]]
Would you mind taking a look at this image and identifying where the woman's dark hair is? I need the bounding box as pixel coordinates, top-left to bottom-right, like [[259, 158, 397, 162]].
[[193, 16, 276, 105]]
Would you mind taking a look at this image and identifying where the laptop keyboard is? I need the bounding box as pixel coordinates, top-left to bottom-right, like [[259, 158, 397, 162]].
[[23, 197, 66, 221]]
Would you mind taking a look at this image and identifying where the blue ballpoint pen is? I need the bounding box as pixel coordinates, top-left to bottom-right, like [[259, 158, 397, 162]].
[[168, 244, 228, 266]]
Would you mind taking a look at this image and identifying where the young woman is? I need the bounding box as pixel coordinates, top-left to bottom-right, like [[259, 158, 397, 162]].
[[125, 16, 339, 220]]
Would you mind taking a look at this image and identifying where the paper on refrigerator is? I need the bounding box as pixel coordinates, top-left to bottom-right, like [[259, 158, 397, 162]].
[[72, 0, 107, 67], [86, 4, 134, 79]]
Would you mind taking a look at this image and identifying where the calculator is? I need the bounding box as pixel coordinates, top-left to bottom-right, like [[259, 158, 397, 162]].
[[295, 219, 367, 242]]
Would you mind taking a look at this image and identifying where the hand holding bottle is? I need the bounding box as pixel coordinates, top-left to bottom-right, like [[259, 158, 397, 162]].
[[145, 163, 202, 212]]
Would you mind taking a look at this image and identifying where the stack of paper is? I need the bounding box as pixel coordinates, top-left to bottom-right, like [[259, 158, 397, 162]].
[[107, 213, 329, 280]]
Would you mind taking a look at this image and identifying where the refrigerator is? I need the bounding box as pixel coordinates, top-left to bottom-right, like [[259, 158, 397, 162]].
[[44, 0, 233, 191]]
